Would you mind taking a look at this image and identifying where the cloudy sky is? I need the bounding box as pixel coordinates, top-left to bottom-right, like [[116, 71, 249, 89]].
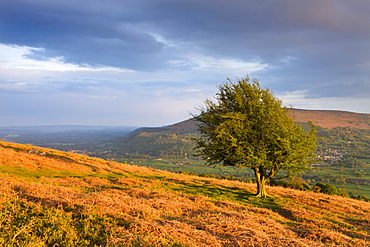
[[1, 0, 370, 127]]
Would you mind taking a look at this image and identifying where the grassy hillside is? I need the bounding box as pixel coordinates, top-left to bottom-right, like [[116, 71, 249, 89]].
[[102, 109, 370, 158], [95, 110, 370, 198], [0, 141, 369, 246], [289, 109, 370, 129], [101, 121, 198, 157]]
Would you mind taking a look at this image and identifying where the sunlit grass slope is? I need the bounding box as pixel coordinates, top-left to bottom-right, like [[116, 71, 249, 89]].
[[0, 141, 369, 246]]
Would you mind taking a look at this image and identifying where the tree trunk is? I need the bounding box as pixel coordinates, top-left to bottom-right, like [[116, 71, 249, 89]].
[[254, 169, 270, 197]]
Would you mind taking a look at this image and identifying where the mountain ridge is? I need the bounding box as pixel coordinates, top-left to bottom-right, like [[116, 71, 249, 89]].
[[102, 108, 370, 158], [288, 108, 370, 129], [161, 108, 370, 131]]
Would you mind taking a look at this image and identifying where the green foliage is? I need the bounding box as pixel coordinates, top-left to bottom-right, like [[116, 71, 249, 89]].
[[313, 182, 349, 197], [270, 177, 310, 191], [314, 182, 339, 195], [350, 194, 370, 202], [0, 198, 128, 246], [193, 76, 318, 197]]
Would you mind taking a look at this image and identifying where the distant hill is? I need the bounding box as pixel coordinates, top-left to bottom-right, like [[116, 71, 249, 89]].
[[138, 109, 370, 133], [289, 109, 370, 129], [164, 118, 199, 132], [109, 109, 370, 156], [0, 141, 369, 246]]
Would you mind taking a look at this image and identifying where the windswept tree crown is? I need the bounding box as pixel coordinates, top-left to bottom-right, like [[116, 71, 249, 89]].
[[193, 76, 318, 197]]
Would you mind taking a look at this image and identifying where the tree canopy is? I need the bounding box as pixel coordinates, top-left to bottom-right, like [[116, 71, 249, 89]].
[[193, 76, 318, 197]]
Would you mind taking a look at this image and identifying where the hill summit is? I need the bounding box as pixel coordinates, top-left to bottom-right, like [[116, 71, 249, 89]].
[[0, 141, 369, 246], [288, 109, 370, 129], [163, 108, 370, 131]]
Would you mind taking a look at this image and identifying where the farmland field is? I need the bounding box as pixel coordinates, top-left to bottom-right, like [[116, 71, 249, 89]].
[[115, 157, 370, 197]]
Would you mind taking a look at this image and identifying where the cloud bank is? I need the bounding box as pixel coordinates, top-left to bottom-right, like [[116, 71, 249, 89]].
[[1, 0, 370, 126]]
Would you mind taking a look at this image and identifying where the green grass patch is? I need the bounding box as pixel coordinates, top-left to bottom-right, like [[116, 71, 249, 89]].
[[118, 158, 254, 179], [0, 166, 91, 178], [0, 166, 130, 182]]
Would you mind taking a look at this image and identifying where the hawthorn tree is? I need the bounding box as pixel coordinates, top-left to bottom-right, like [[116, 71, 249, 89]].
[[193, 76, 318, 197]]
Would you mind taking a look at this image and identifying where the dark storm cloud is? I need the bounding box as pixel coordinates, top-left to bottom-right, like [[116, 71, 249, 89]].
[[148, 0, 370, 98]]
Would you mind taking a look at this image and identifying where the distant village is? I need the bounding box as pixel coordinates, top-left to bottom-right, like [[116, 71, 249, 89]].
[[314, 148, 349, 166]]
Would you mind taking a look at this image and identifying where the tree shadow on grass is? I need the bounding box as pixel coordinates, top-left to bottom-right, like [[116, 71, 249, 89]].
[[170, 181, 282, 212]]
